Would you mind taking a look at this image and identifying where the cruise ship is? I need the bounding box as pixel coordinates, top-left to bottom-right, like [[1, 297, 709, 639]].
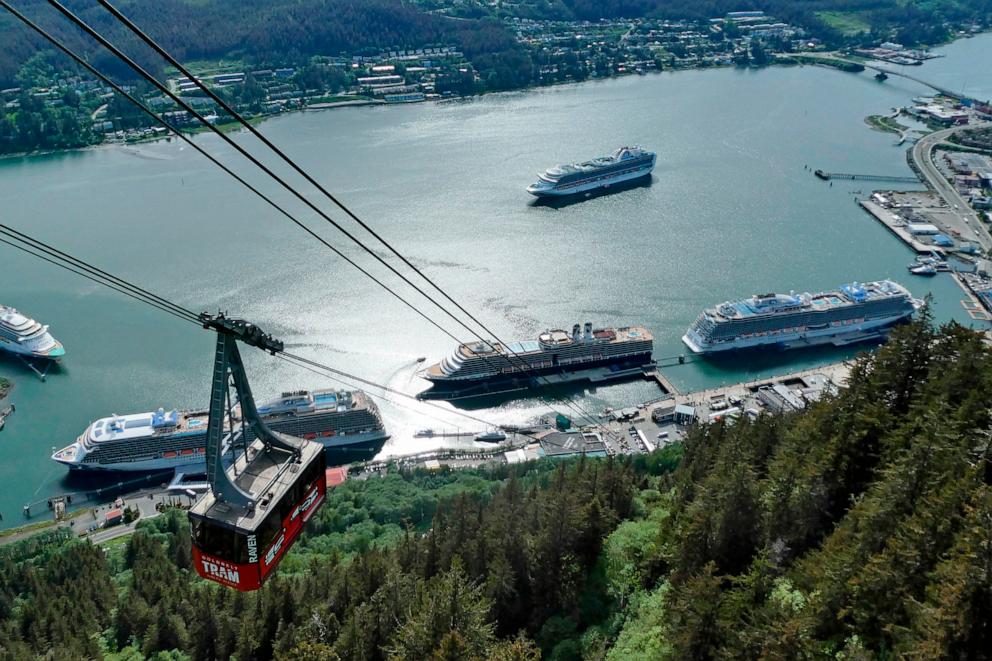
[[682, 281, 920, 355], [51, 389, 389, 472], [527, 147, 656, 197], [419, 322, 654, 400], [0, 305, 64, 361]]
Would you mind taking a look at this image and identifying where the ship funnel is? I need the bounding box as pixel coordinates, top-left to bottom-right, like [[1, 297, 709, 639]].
[[583, 322, 593, 340], [572, 323, 581, 340]]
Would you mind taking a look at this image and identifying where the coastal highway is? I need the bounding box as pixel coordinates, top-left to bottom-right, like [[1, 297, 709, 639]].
[[911, 122, 992, 252]]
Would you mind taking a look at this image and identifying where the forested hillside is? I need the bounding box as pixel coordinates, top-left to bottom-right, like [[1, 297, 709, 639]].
[[615, 312, 992, 658], [3, 0, 990, 86], [0, 0, 520, 86], [1, 315, 991, 659]]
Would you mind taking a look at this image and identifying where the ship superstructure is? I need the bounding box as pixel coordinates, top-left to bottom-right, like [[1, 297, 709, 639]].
[[52, 389, 388, 472], [682, 280, 920, 354], [527, 147, 656, 197], [420, 322, 654, 399], [0, 305, 64, 360]]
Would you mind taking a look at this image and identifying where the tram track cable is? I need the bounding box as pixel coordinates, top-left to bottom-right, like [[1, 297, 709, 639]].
[[0, 224, 546, 438], [94, 0, 536, 343], [39, 0, 518, 346], [2, 0, 599, 431], [0, 223, 200, 322], [0, 228, 199, 326], [276, 353, 516, 429], [0, 0, 479, 347], [74, 0, 606, 429], [8, 0, 604, 429]]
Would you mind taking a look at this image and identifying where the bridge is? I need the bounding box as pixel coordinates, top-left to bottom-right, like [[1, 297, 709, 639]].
[[798, 54, 974, 101], [860, 61, 969, 100]]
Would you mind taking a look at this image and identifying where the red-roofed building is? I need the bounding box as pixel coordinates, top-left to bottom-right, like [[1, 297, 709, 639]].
[[325, 466, 348, 488]]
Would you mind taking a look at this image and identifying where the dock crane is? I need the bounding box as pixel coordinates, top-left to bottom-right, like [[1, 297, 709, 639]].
[[188, 313, 326, 591]]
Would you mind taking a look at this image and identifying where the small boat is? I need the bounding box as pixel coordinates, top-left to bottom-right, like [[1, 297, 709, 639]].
[[0, 404, 14, 431], [475, 430, 507, 443], [909, 263, 937, 276], [875, 71, 889, 81]]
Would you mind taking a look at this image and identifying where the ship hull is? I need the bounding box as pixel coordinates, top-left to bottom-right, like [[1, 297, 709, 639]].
[[59, 430, 389, 473], [682, 312, 912, 355], [419, 354, 654, 401], [527, 165, 654, 197], [0, 337, 65, 361]]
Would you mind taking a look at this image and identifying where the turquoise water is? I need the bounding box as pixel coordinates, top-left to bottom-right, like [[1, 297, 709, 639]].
[[1, 35, 991, 527]]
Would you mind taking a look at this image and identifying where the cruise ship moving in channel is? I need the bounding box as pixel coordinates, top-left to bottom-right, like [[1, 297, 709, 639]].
[[420, 322, 654, 400], [51, 389, 388, 473], [527, 146, 656, 197], [682, 280, 920, 355], [0, 304, 64, 361]]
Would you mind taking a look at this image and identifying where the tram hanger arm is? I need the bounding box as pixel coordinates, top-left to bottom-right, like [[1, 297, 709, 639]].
[[200, 312, 284, 355]]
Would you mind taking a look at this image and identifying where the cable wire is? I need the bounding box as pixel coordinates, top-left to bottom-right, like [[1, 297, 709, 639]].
[[0, 234, 200, 327], [16, 0, 605, 428], [96, 0, 607, 428], [0, 0, 478, 347], [0, 222, 552, 441], [0, 223, 199, 322]]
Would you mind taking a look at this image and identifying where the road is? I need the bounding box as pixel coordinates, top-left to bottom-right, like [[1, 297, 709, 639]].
[[911, 122, 992, 253]]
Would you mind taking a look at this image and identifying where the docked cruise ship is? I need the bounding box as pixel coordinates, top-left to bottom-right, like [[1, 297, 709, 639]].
[[51, 389, 388, 472], [682, 281, 920, 355], [419, 322, 654, 400], [527, 146, 656, 197], [0, 305, 64, 361]]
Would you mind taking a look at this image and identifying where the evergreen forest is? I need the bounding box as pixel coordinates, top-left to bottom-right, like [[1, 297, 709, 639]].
[[2, 314, 991, 659]]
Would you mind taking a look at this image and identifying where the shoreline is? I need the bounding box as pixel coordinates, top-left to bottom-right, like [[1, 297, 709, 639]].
[[2, 23, 988, 164], [0, 43, 954, 163]]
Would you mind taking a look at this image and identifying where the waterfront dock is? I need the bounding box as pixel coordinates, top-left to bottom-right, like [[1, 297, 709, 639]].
[[817, 170, 918, 183], [657, 362, 850, 414], [2, 358, 857, 546], [859, 199, 940, 253], [645, 367, 681, 395], [954, 273, 992, 320]]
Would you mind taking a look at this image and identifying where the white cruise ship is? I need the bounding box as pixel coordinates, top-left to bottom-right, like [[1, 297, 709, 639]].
[[683, 281, 921, 354], [527, 146, 656, 197], [51, 389, 389, 472], [0, 305, 64, 360], [420, 322, 654, 400]]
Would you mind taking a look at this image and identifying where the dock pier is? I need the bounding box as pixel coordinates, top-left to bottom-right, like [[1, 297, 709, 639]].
[[645, 368, 680, 395], [815, 170, 919, 183], [858, 199, 942, 254], [17, 357, 50, 382]]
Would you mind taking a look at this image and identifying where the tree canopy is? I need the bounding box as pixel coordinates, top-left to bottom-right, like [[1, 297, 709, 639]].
[[2, 316, 992, 658]]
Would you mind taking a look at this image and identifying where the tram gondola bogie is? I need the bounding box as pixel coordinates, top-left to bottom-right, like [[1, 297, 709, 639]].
[[189, 436, 326, 591]]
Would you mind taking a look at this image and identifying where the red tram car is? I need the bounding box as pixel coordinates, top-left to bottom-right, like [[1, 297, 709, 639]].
[[189, 439, 326, 591]]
